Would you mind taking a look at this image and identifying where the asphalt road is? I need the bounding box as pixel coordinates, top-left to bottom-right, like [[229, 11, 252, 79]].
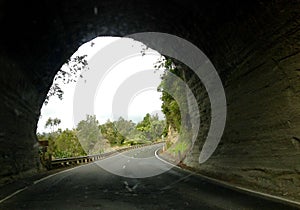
[[0, 143, 298, 210]]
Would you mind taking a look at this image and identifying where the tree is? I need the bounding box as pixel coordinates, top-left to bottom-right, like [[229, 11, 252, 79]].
[[136, 113, 165, 141], [156, 57, 189, 133], [53, 118, 61, 127], [114, 117, 136, 140], [45, 117, 61, 133], [100, 117, 137, 146], [155, 57, 194, 153], [44, 54, 89, 105], [100, 120, 119, 146], [77, 115, 103, 154], [54, 129, 86, 158], [136, 113, 151, 132], [149, 114, 165, 139], [45, 118, 53, 130]]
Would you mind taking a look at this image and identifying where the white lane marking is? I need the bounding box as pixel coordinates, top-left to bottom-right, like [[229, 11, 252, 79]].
[[123, 181, 132, 192], [34, 151, 127, 185], [125, 186, 132, 192], [0, 156, 101, 204], [127, 159, 130, 163], [123, 165, 126, 169], [0, 187, 28, 204], [123, 181, 138, 192], [160, 174, 193, 190], [132, 183, 139, 190], [33, 163, 87, 185], [154, 148, 300, 207], [34, 173, 57, 185], [154, 148, 193, 190], [154, 148, 177, 168]]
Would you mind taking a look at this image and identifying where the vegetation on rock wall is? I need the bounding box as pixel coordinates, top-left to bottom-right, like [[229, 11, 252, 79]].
[[156, 57, 193, 157], [157, 58, 182, 133]]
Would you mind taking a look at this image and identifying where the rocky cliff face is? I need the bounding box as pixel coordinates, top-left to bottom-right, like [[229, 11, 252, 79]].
[[0, 56, 41, 183], [181, 3, 300, 200]]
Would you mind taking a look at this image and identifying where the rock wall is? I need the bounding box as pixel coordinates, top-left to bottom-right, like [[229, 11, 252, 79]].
[[0, 56, 41, 183], [183, 1, 300, 200]]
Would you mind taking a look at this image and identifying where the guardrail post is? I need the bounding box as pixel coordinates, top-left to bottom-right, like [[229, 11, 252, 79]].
[[178, 151, 181, 162]]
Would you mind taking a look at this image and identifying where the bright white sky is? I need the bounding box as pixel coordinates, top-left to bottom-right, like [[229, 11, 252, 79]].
[[37, 37, 165, 133]]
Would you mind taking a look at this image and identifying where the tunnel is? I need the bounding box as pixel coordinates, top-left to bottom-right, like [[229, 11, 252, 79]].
[[0, 0, 300, 202]]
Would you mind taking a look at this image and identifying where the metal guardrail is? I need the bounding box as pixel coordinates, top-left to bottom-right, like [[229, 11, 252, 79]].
[[49, 141, 165, 169]]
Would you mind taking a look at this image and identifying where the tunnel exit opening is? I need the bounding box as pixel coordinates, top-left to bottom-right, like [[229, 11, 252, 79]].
[[36, 36, 171, 167], [36, 34, 206, 179]]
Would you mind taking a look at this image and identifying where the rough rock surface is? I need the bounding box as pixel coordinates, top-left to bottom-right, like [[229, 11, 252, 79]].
[[182, 1, 300, 200]]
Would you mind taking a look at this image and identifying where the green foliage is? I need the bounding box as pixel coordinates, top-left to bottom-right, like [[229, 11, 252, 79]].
[[136, 113, 151, 131], [53, 129, 86, 158], [100, 120, 119, 146], [160, 93, 181, 134], [37, 129, 86, 159], [114, 117, 136, 143], [157, 57, 183, 133], [45, 117, 61, 132], [38, 114, 165, 159], [99, 114, 165, 146], [44, 54, 89, 105], [170, 141, 188, 154], [136, 113, 165, 141], [77, 115, 103, 154], [156, 57, 194, 157], [100, 117, 136, 146]]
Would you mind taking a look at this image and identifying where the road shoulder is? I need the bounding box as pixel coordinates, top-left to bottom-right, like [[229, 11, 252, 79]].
[[155, 148, 300, 208]]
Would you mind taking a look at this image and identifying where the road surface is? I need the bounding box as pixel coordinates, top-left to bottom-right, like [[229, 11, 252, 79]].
[[0, 143, 298, 209]]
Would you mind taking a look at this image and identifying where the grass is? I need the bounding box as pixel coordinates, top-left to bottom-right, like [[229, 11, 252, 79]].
[[170, 141, 189, 156]]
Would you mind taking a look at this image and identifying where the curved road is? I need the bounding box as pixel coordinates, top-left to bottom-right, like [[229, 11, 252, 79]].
[[0, 144, 298, 209]]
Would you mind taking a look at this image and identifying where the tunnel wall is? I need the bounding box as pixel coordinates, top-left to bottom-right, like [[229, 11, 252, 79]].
[[0, 56, 41, 182], [183, 1, 300, 200]]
